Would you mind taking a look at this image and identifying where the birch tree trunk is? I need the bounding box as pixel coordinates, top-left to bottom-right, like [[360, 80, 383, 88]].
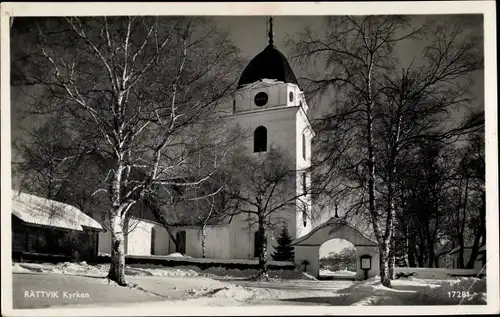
[[388, 232, 396, 279], [379, 245, 391, 286], [366, 60, 389, 286], [107, 161, 127, 285], [201, 223, 207, 259], [257, 214, 269, 280], [108, 212, 126, 285], [385, 109, 401, 281], [458, 177, 469, 268], [381, 170, 396, 286], [386, 172, 396, 280]]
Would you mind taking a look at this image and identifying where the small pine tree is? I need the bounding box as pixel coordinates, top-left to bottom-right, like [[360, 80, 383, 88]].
[[272, 226, 295, 261]]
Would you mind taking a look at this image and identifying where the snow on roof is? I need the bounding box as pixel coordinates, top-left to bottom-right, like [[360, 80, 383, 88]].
[[12, 191, 103, 231]]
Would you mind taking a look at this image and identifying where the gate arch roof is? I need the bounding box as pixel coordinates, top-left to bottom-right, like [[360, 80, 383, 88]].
[[292, 217, 378, 247]]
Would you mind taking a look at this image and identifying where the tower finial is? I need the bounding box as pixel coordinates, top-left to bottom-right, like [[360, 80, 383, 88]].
[[268, 16, 274, 46], [334, 202, 339, 218]]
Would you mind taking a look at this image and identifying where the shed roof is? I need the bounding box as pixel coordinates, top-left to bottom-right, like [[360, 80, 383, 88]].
[[12, 191, 103, 231]]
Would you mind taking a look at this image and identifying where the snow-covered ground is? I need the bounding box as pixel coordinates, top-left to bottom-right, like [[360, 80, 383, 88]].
[[165, 252, 192, 258], [12, 262, 487, 308], [319, 268, 357, 277], [12, 261, 313, 280], [336, 275, 487, 306], [35, 275, 486, 308]]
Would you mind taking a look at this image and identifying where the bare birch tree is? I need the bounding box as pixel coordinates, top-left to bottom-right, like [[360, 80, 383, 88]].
[[13, 16, 242, 285], [222, 146, 311, 280], [288, 15, 482, 287], [288, 16, 423, 287]]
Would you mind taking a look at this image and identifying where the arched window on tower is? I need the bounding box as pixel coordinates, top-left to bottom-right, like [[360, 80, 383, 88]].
[[254, 126, 267, 152], [302, 133, 306, 160]]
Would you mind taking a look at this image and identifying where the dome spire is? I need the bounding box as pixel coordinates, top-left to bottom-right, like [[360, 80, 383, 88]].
[[237, 15, 299, 88], [268, 16, 274, 46]]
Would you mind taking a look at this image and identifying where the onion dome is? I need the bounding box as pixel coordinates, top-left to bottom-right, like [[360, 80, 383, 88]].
[[237, 17, 299, 88]]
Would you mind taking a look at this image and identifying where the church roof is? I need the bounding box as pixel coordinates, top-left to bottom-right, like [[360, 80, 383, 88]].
[[237, 44, 299, 88]]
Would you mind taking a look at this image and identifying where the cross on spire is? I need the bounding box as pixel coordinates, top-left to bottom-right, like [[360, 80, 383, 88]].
[[268, 16, 274, 46]]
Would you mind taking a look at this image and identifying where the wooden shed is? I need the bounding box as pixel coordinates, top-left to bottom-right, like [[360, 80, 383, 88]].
[[11, 191, 103, 262]]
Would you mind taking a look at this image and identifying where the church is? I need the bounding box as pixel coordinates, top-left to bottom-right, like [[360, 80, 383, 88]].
[[98, 18, 315, 260], [219, 17, 315, 259]]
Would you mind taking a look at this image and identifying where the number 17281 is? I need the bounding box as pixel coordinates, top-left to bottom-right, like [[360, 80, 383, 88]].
[[448, 291, 471, 299]]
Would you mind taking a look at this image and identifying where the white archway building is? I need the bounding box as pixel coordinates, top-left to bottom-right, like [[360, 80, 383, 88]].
[[292, 217, 380, 280]]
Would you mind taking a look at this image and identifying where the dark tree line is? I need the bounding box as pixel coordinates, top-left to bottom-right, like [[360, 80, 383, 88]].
[[393, 131, 485, 269], [320, 247, 357, 272], [287, 15, 484, 287]]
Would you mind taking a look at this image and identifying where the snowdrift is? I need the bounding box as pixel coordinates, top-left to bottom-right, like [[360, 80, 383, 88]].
[[345, 276, 487, 305], [12, 261, 313, 280], [92, 254, 296, 271]]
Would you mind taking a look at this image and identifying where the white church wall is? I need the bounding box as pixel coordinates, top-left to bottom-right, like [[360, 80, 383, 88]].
[[230, 212, 255, 259], [152, 224, 170, 255], [233, 82, 308, 115], [126, 218, 156, 256], [185, 229, 202, 257], [225, 106, 299, 159], [168, 225, 232, 259], [295, 107, 313, 238], [98, 219, 158, 256], [274, 204, 300, 243], [229, 209, 296, 260], [203, 225, 232, 259], [296, 107, 313, 169], [296, 206, 312, 238], [234, 82, 289, 113]]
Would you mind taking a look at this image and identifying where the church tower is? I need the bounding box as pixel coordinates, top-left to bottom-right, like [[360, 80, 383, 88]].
[[224, 17, 315, 259]]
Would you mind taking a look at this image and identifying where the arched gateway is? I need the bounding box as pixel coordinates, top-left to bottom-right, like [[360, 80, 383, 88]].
[[292, 217, 380, 280]]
